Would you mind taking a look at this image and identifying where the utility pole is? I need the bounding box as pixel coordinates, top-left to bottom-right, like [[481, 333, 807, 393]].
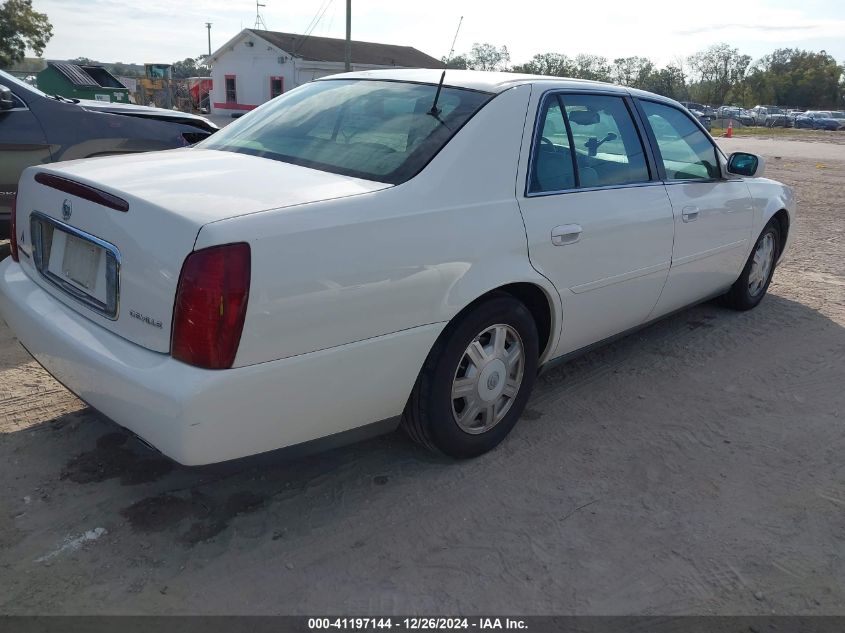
[[344, 0, 351, 72], [205, 22, 212, 59]]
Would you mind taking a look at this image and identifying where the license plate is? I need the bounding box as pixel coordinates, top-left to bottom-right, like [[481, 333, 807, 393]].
[[62, 233, 102, 290], [30, 212, 120, 319]]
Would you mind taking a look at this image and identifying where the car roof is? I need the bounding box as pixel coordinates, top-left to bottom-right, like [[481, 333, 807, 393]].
[[318, 68, 681, 106]]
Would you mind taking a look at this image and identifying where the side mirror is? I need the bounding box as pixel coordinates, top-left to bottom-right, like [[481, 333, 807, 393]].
[[0, 85, 14, 110], [727, 152, 765, 178]]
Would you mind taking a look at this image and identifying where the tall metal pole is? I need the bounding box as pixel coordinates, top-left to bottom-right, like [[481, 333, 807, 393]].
[[205, 22, 212, 59], [344, 0, 351, 72]]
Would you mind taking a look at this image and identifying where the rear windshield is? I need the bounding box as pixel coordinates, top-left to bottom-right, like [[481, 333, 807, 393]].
[[199, 79, 492, 184]]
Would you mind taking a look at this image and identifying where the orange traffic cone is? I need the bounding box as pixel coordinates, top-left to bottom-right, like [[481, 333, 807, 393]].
[[724, 120, 734, 138]]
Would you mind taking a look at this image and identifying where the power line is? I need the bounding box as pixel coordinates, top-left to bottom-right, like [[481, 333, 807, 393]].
[[301, 0, 332, 38], [294, 0, 335, 55]]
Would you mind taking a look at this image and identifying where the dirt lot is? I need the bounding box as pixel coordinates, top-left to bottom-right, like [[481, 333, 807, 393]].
[[0, 138, 843, 615]]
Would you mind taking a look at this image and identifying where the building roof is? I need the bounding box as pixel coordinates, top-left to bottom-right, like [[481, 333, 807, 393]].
[[246, 29, 444, 68]]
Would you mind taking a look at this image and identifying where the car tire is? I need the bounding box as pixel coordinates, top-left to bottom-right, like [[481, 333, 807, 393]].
[[721, 221, 781, 311], [402, 294, 539, 458]]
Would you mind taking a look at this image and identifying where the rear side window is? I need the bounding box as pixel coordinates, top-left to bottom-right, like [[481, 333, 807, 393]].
[[200, 79, 491, 185], [640, 101, 720, 180], [529, 93, 650, 194], [529, 99, 576, 193], [562, 94, 650, 188]]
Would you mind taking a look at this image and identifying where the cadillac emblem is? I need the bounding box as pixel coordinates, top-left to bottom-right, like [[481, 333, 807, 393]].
[[62, 199, 72, 221]]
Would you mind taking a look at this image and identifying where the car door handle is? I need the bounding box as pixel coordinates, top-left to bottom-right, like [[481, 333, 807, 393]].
[[682, 206, 699, 222], [551, 224, 582, 246]]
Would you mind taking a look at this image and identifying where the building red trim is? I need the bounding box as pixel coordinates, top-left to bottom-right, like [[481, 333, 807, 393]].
[[213, 102, 258, 111]]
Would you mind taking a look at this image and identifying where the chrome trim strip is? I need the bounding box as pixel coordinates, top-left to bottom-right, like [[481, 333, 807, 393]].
[[671, 239, 747, 267], [29, 211, 121, 320], [570, 260, 671, 294], [526, 180, 663, 198]]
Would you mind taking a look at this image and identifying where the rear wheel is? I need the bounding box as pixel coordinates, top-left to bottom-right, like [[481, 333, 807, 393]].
[[722, 221, 780, 311], [402, 295, 539, 457]]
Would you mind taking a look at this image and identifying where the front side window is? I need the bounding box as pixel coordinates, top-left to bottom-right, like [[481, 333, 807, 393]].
[[529, 92, 650, 193], [640, 100, 720, 180], [199, 79, 491, 184]]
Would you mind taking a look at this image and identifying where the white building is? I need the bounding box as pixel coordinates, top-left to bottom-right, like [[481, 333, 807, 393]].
[[208, 28, 444, 116]]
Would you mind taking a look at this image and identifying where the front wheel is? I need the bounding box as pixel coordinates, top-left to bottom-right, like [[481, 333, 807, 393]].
[[402, 295, 539, 458], [721, 222, 780, 311]]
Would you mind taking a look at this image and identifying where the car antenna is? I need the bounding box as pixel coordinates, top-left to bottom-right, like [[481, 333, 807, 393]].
[[429, 70, 446, 116]]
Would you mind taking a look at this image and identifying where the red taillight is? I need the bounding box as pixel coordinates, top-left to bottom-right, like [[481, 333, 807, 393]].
[[171, 243, 251, 369], [9, 195, 18, 262]]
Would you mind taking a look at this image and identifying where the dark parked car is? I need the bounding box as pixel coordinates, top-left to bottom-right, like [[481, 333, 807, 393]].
[[0, 70, 217, 238], [688, 109, 712, 131], [794, 111, 841, 130], [680, 101, 716, 117], [718, 106, 756, 126]]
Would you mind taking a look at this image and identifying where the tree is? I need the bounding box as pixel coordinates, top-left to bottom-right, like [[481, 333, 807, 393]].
[[110, 62, 141, 77], [687, 43, 751, 104], [171, 57, 210, 78], [466, 43, 510, 71], [744, 48, 843, 109], [70, 56, 97, 66], [571, 54, 610, 82], [0, 0, 52, 67], [639, 65, 687, 100], [511, 52, 574, 76], [610, 56, 655, 88], [442, 53, 468, 70]]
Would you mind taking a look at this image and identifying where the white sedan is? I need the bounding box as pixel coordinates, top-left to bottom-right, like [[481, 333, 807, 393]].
[[0, 70, 795, 465]]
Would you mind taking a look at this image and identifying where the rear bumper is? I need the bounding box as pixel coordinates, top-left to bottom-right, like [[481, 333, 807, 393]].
[[0, 259, 441, 465]]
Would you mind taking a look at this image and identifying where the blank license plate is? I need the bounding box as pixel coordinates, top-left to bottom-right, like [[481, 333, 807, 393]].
[[61, 233, 103, 290]]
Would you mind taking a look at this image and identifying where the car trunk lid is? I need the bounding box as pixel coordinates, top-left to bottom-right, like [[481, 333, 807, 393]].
[[14, 148, 390, 353]]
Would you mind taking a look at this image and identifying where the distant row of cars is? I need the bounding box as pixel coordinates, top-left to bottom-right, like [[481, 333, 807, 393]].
[[680, 100, 845, 131]]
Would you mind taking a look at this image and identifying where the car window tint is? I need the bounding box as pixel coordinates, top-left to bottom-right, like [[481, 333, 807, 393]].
[[641, 100, 719, 180], [199, 79, 491, 185], [560, 94, 650, 188], [529, 99, 576, 193]]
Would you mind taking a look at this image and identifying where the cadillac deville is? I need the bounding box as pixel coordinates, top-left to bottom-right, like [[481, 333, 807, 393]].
[[0, 70, 795, 465]]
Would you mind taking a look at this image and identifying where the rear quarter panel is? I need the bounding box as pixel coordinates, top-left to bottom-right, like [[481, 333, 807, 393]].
[[195, 84, 562, 368]]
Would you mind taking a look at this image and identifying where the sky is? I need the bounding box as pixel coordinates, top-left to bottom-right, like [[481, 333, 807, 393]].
[[32, 0, 845, 68]]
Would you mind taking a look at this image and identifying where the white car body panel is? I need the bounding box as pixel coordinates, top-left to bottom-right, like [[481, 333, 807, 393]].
[[197, 84, 562, 367], [0, 69, 797, 464], [649, 179, 754, 317], [0, 260, 443, 465], [519, 182, 675, 356]]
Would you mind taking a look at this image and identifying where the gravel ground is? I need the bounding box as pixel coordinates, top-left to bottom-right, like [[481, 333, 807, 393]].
[[0, 138, 843, 615]]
